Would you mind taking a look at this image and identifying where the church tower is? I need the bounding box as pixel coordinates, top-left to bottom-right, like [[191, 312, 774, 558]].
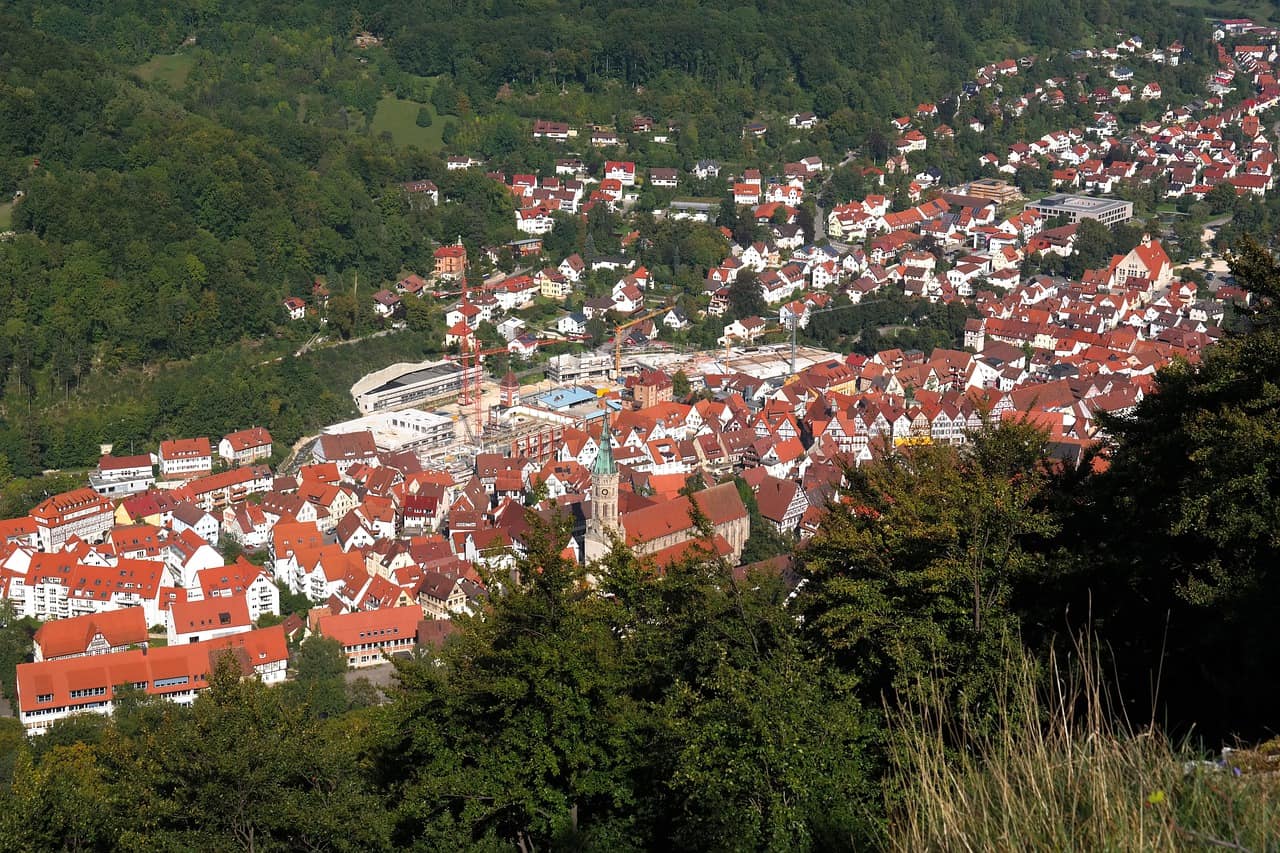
[[584, 407, 620, 561]]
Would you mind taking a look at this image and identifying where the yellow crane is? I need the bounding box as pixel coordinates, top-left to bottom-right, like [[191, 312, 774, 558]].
[[614, 305, 673, 377]]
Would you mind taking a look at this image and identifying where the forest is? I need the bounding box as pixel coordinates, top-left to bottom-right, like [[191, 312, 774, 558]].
[[0, 238, 1277, 849]]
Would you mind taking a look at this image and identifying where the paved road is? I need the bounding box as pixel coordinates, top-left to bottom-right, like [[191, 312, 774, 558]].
[[344, 661, 399, 698]]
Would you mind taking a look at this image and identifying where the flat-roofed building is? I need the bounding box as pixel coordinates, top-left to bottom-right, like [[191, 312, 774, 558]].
[[546, 352, 613, 383], [1024, 194, 1133, 226], [323, 410, 455, 454], [89, 454, 156, 498], [964, 178, 1022, 204], [352, 359, 481, 413]]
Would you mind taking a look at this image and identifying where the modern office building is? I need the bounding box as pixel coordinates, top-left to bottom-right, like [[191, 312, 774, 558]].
[[1024, 194, 1133, 226]]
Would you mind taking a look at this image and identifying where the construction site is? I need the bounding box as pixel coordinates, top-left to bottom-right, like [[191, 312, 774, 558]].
[[345, 334, 844, 485], [342, 266, 855, 483]]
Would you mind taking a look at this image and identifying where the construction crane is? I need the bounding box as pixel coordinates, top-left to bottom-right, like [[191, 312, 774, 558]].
[[448, 341, 511, 439], [721, 300, 869, 378], [613, 305, 673, 377]]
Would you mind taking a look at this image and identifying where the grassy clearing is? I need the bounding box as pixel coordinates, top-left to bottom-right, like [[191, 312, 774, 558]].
[[134, 53, 195, 89], [370, 94, 453, 151], [888, 638, 1280, 850], [1170, 0, 1280, 26], [0, 202, 12, 231]]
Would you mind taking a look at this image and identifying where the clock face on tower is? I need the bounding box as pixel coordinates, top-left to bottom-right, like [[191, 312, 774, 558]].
[[599, 488, 611, 498]]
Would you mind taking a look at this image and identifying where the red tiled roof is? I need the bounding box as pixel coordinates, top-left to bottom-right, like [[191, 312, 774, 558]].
[[223, 427, 272, 452], [16, 626, 287, 713], [315, 606, 423, 647], [33, 608, 149, 659], [169, 594, 252, 635]]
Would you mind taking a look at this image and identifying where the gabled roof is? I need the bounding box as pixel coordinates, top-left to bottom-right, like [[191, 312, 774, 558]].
[[33, 608, 149, 659], [169, 593, 252, 635], [315, 606, 424, 646]]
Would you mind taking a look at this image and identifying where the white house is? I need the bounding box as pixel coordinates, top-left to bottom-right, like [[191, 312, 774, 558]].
[[158, 438, 212, 480], [166, 593, 254, 646], [191, 563, 280, 623], [218, 427, 273, 466]]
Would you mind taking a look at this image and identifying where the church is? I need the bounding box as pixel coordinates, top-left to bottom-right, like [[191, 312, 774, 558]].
[[582, 410, 750, 566]]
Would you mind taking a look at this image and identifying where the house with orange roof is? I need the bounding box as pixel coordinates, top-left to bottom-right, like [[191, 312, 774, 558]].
[[0, 517, 38, 550], [24, 554, 177, 625], [166, 593, 253, 646], [16, 625, 288, 735], [165, 527, 225, 588], [158, 437, 212, 480], [218, 427, 273, 466], [222, 503, 273, 550], [315, 605, 425, 668], [279, 544, 367, 604], [32, 608, 149, 662], [433, 239, 467, 278], [191, 559, 279, 622]]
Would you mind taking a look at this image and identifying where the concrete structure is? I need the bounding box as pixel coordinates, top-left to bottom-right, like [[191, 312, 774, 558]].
[[1024, 194, 1133, 226], [352, 359, 480, 413], [547, 353, 613, 383], [964, 178, 1022, 204], [323, 410, 455, 454]]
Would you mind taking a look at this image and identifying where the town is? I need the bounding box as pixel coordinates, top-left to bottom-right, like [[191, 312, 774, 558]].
[[4, 18, 1278, 739]]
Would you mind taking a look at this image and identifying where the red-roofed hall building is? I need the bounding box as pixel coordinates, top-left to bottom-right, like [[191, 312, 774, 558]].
[[16, 626, 289, 734], [315, 606, 424, 668]]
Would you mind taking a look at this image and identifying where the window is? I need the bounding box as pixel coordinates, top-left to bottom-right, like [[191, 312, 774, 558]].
[[36, 693, 53, 704], [154, 676, 189, 688]]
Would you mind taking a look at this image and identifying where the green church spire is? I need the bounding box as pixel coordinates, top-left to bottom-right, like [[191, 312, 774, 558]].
[[593, 407, 616, 475]]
